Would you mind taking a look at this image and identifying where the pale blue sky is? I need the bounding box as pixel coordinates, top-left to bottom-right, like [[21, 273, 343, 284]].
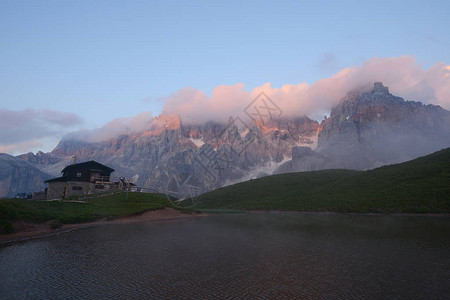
[[0, 0, 449, 154]]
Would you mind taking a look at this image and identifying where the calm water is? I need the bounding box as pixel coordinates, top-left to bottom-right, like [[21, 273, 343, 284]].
[[1, 213, 449, 299]]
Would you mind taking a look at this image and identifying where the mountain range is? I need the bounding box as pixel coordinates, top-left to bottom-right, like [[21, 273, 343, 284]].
[[2, 82, 449, 199], [0, 153, 51, 198], [277, 82, 450, 173], [16, 114, 319, 198]]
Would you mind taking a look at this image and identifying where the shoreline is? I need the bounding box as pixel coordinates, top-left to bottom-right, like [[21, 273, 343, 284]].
[[3, 209, 448, 245], [0, 208, 208, 245], [247, 210, 450, 217]]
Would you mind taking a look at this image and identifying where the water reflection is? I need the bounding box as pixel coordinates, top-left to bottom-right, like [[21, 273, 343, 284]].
[[1, 214, 449, 299]]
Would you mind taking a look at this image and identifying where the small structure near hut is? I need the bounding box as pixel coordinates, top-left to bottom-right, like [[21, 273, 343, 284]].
[[44, 160, 131, 200]]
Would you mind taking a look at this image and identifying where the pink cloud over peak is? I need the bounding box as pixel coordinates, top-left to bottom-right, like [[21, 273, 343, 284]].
[[162, 56, 450, 123]]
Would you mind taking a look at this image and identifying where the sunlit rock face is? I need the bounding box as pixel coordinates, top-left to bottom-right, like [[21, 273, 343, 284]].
[[14, 82, 450, 195], [20, 114, 319, 194], [278, 82, 450, 173]]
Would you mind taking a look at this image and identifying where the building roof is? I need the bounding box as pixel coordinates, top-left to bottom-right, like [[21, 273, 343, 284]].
[[61, 160, 115, 174], [44, 160, 115, 183]]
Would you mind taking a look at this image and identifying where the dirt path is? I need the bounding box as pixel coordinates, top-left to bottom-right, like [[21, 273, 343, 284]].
[[0, 208, 207, 245]]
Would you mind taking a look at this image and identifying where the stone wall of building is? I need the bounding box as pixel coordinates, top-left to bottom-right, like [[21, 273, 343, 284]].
[[46, 181, 121, 200], [47, 182, 66, 200]]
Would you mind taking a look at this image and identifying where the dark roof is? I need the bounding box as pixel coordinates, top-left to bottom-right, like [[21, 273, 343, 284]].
[[61, 160, 114, 174], [44, 160, 115, 184]]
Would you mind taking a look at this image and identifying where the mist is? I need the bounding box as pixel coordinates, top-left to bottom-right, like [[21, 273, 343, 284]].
[[62, 111, 154, 143], [62, 56, 450, 145], [163, 56, 450, 124]]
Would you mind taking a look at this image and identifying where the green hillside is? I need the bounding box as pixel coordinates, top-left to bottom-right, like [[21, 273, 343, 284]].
[[193, 148, 450, 213], [0, 192, 179, 233]]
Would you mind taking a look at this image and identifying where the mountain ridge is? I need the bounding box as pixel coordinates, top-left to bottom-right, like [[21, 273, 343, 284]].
[[0, 153, 52, 198], [277, 82, 450, 173], [19, 114, 319, 195], [13, 82, 450, 196]]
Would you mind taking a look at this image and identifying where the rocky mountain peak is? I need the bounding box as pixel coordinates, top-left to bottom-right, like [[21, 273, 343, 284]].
[[152, 114, 182, 130], [0, 153, 52, 197], [306, 82, 450, 171], [220, 118, 242, 144], [18, 151, 62, 164], [248, 119, 266, 132], [245, 121, 263, 142], [142, 114, 182, 137], [373, 82, 389, 94]]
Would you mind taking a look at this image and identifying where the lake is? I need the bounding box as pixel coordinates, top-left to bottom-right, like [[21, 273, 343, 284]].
[[1, 213, 449, 299]]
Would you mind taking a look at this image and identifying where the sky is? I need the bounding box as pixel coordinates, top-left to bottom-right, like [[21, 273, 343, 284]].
[[1, 0, 449, 155]]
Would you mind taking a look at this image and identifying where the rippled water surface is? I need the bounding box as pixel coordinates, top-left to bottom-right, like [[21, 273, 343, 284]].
[[1, 213, 449, 299]]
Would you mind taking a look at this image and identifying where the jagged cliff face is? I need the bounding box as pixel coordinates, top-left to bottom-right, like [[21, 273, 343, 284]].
[[278, 82, 450, 173], [18, 151, 70, 177], [30, 114, 319, 194], [0, 154, 52, 198], [14, 82, 449, 196], [18, 151, 62, 165]]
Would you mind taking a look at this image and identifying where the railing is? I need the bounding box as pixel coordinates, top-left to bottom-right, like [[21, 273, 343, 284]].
[[130, 187, 159, 193], [91, 176, 158, 193], [91, 175, 133, 184]]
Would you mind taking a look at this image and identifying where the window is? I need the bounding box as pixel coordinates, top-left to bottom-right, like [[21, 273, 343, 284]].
[[77, 172, 82, 178], [95, 184, 104, 189], [72, 186, 83, 191]]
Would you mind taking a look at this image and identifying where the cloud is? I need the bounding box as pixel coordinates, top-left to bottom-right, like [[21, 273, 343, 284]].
[[16, 55, 447, 150], [0, 141, 43, 155], [64, 111, 153, 143], [163, 56, 450, 123], [162, 84, 251, 124], [0, 109, 83, 154]]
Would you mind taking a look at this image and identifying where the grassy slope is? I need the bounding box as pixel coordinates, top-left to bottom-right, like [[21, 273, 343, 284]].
[[194, 148, 450, 213], [0, 192, 177, 232]]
